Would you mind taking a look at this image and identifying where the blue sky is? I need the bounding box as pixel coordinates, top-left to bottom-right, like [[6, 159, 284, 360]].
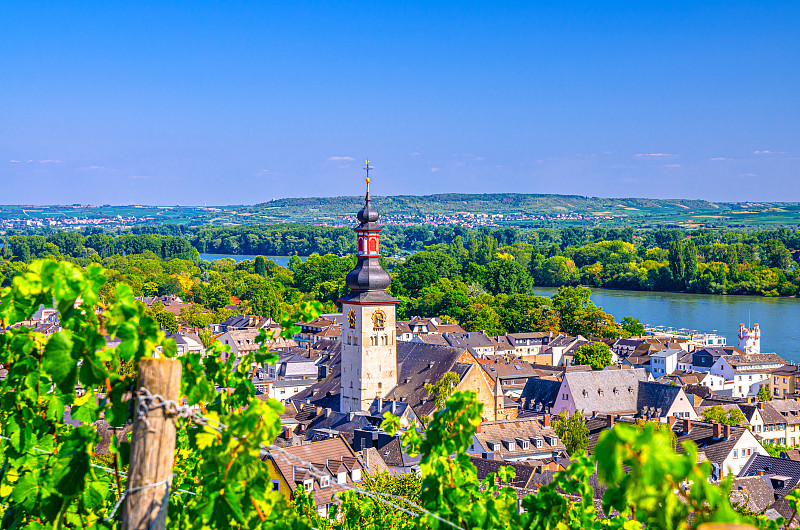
[[1, 2, 798, 205]]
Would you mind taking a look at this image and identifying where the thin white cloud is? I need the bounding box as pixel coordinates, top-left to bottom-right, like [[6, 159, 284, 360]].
[[710, 157, 729, 161], [327, 156, 354, 161], [754, 149, 787, 155], [39, 159, 62, 163], [430, 167, 440, 173], [740, 172, 759, 177], [634, 153, 677, 158], [9, 160, 21, 163], [664, 164, 681, 168], [77, 165, 105, 171]]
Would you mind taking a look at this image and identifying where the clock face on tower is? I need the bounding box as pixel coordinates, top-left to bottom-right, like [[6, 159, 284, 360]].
[[372, 309, 386, 330], [348, 308, 356, 328]]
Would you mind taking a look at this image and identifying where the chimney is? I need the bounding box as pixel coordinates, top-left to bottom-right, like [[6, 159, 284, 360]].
[[713, 422, 722, 439], [315, 406, 323, 415], [542, 414, 551, 427], [482, 452, 495, 460], [325, 407, 332, 418], [391, 401, 396, 415], [377, 397, 383, 412], [724, 424, 731, 439], [667, 416, 676, 427], [757, 470, 764, 476], [364, 447, 370, 470], [606, 414, 615, 428], [682, 418, 692, 434], [284, 425, 294, 438], [476, 423, 482, 433], [592, 411, 599, 418]]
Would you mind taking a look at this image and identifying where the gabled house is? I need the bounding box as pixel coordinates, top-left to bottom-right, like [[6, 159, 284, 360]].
[[551, 369, 696, 420], [710, 353, 787, 398], [261, 438, 385, 516], [467, 417, 567, 462]]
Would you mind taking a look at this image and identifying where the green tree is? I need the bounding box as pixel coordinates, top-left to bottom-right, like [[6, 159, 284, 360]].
[[700, 405, 746, 426], [425, 371, 460, 411], [726, 244, 739, 282], [757, 385, 772, 402], [572, 342, 613, 370], [552, 409, 589, 456], [621, 316, 645, 336], [254, 255, 268, 275], [668, 240, 685, 285], [683, 240, 698, 284], [484, 258, 532, 295]]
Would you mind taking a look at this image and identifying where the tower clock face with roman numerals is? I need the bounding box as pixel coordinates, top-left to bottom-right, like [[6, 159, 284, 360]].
[[348, 308, 356, 328]]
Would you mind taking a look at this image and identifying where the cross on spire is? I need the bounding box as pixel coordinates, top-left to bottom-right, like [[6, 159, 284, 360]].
[[363, 159, 373, 194]]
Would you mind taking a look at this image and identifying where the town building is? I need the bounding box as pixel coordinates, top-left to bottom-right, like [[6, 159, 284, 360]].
[[261, 438, 385, 516], [467, 416, 567, 463], [770, 365, 800, 399], [551, 369, 697, 420], [709, 353, 787, 398]]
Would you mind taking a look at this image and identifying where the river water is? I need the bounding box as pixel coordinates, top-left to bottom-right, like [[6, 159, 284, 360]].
[[198, 254, 305, 267], [533, 286, 800, 363]]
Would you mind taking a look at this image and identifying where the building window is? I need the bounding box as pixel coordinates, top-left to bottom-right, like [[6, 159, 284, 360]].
[[272, 480, 280, 491], [733, 450, 738, 459], [304, 479, 313, 492], [348, 309, 357, 328]]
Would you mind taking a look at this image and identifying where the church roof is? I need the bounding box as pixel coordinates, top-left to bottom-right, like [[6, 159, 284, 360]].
[[293, 341, 473, 417]]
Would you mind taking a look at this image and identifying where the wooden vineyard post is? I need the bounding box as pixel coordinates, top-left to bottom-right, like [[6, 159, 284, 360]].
[[122, 357, 182, 530]]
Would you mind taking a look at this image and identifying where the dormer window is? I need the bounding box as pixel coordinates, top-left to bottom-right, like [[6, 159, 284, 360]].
[[319, 475, 330, 488], [337, 471, 347, 485], [303, 479, 313, 492], [351, 469, 362, 482]]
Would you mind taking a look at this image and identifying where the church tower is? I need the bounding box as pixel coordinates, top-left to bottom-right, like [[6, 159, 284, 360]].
[[339, 161, 399, 413]]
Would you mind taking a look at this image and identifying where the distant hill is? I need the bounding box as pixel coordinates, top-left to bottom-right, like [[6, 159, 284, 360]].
[[1, 194, 799, 230]]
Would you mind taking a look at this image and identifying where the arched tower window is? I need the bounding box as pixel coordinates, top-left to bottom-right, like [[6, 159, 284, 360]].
[[369, 238, 377, 252], [358, 238, 364, 252], [348, 308, 356, 328]]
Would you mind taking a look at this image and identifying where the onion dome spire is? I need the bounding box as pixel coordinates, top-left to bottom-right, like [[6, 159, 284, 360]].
[[339, 160, 398, 304]]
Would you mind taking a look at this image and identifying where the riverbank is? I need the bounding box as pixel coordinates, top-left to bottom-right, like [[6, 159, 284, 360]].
[[533, 285, 799, 362]]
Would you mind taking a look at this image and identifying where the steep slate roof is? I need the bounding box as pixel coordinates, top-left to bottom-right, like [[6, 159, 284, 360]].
[[766, 400, 800, 425], [470, 456, 542, 489], [519, 378, 562, 412], [756, 403, 789, 426], [443, 331, 496, 351], [562, 369, 648, 415], [722, 353, 787, 368], [293, 341, 472, 417], [730, 476, 775, 514], [636, 381, 685, 416], [481, 360, 539, 382], [739, 454, 800, 498], [306, 411, 377, 442], [373, 436, 421, 469]]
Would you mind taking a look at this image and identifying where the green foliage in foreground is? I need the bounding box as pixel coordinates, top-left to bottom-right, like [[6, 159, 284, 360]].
[[0, 260, 797, 529]]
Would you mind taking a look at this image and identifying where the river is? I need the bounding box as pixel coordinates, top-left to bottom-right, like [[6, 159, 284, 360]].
[[532, 286, 800, 363], [198, 254, 306, 267]]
